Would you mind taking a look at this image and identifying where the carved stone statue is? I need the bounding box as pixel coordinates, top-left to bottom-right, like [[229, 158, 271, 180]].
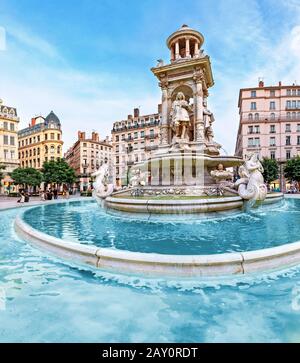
[[129, 168, 148, 187], [203, 98, 214, 143], [210, 163, 233, 183], [92, 163, 114, 199], [170, 92, 192, 141], [234, 153, 267, 202]]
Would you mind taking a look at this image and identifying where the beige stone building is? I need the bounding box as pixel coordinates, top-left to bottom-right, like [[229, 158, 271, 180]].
[[64, 131, 112, 191], [0, 99, 20, 193], [235, 80, 300, 191], [111, 106, 161, 185], [18, 111, 63, 169]]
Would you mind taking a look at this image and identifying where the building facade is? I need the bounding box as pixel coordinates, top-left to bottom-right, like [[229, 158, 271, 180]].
[[18, 111, 63, 170], [111, 106, 161, 186], [0, 99, 20, 194], [235, 80, 300, 191], [64, 131, 112, 191]]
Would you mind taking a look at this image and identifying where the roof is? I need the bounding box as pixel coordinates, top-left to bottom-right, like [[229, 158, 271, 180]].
[[45, 110, 61, 125]]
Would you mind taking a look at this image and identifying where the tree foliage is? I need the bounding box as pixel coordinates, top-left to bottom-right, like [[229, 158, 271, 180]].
[[261, 158, 279, 184], [284, 156, 300, 183], [0, 164, 5, 181], [42, 159, 76, 185], [10, 167, 43, 187]]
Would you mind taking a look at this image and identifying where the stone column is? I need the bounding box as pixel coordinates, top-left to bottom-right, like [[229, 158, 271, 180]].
[[170, 45, 175, 61], [185, 38, 190, 57], [194, 42, 199, 57], [175, 41, 180, 59], [160, 80, 169, 146], [194, 74, 204, 143]]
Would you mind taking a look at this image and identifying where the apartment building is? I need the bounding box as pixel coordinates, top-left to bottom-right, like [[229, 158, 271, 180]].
[[64, 131, 112, 191], [18, 111, 63, 170], [111, 106, 161, 186], [235, 80, 300, 190], [0, 99, 20, 193]]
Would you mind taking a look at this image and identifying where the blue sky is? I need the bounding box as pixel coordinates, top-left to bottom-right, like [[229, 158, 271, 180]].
[[1, 0, 300, 153]]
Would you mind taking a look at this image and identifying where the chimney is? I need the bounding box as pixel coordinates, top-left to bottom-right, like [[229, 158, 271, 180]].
[[92, 132, 99, 142], [134, 108, 140, 118], [78, 131, 86, 140], [279, 81, 282, 87], [158, 104, 162, 113], [31, 118, 36, 126], [259, 80, 264, 88]]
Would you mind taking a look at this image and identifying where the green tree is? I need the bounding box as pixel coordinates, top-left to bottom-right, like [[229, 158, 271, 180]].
[[261, 158, 279, 185], [42, 159, 76, 187], [0, 164, 5, 181], [284, 156, 300, 183], [10, 167, 43, 189]]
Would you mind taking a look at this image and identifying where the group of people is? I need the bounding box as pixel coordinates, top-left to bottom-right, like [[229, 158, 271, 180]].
[[17, 191, 30, 203], [40, 188, 70, 201]]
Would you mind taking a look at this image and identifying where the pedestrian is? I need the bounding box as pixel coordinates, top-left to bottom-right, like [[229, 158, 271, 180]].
[[53, 188, 58, 200]]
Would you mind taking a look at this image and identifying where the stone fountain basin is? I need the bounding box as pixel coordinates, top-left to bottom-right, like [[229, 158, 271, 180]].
[[14, 193, 298, 278]]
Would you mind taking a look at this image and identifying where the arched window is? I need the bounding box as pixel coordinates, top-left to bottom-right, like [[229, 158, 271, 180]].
[[57, 146, 61, 154], [270, 113, 275, 120], [248, 113, 253, 120], [45, 145, 48, 154], [50, 145, 55, 153], [254, 113, 259, 120]]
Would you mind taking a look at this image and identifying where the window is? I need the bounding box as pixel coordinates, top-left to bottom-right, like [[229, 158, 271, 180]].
[[3, 122, 8, 130], [292, 112, 297, 119], [248, 126, 253, 134], [57, 134, 60, 141], [270, 101, 275, 110], [141, 131, 145, 138], [10, 123, 14, 131], [115, 135, 119, 142], [287, 112, 291, 119], [270, 137, 276, 146], [150, 129, 155, 138], [4, 149, 8, 159], [292, 100, 297, 108], [134, 132, 138, 139], [270, 113, 275, 120], [45, 134, 48, 140], [254, 138, 260, 147], [254, 113, 259, 121], [286, 100, 291, 109], [292, 89, 297, 96], [270, 125, 276, 133], [10, 136, 15, 145], [248, 138, 253, 147], [250, 102, 256, 110], [286, 136, 291, 145], [121, 134, 125, 141], [254, 125, 260, 134], [287, 89, 291, 96], [286, 124, 291, 132], [298, 89, 300, 96], [286, 150, 291, 160], [297, 136, 300, 145], [297, 124, 300, 132], [270, 151, 276, 160], [248, 113, 253, 120], [3, 135, 8, 144], [251, 90, 256, 97], [270, 90, 275, 97]]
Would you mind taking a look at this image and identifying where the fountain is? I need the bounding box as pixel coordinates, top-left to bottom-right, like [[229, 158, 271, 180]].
[[14, 25, 289, 279], [95, 25, 283, 214]]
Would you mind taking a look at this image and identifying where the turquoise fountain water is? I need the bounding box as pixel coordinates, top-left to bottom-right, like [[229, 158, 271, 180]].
[[1, 199, 300, 342]]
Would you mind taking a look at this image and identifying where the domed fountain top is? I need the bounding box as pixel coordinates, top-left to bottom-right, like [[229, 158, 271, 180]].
[[166, 24, 205, 52]]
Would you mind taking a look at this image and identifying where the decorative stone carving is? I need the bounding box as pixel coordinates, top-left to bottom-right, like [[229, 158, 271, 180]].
[[92, 163, 114, 199], [129, 168, 148, 187], [234, 153, 267, 202], [210, 163, 233, 183]]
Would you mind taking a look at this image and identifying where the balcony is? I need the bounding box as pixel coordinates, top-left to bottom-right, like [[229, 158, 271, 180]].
[[145, 145, 158, 151]]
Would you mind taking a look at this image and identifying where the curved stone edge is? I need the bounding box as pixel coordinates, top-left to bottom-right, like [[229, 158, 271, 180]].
[[104, 193, 283, 214], [14, 204, 300, 278]]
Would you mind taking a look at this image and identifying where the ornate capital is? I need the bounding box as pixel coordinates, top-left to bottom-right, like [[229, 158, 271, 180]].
[[159, 73, 169, 90], [193, 67, 205, 84]]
